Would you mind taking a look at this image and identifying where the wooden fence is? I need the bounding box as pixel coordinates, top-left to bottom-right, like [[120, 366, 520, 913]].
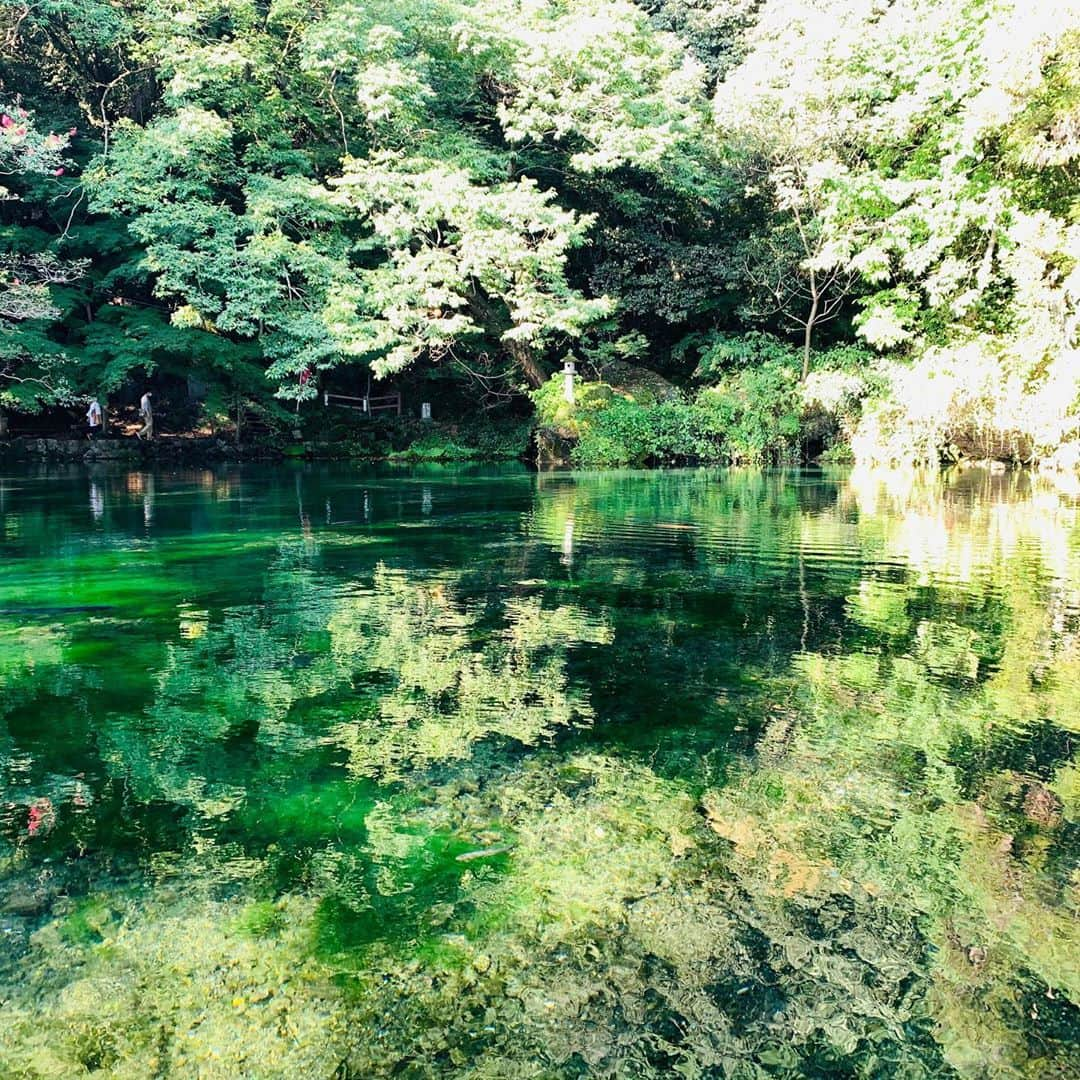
[[323, 391, 402, 416]]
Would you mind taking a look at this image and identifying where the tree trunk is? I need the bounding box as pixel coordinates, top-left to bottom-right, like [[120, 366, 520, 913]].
[[468, 288, 549, 388], [508, 338, 548, 389], [802, 269, 819, 382], [802, 320, 814, 381], [0, 410, 7, 438]]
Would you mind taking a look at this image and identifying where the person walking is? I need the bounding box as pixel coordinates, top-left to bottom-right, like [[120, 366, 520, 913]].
[[85, 397, 103, 440], [136, 391, 153, 440]]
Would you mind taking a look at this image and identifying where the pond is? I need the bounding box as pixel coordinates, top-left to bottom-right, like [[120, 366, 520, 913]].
[[0, 463, 1077, 1078]]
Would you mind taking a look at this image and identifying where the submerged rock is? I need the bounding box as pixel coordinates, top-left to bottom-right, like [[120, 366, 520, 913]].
[[2, 883, 50, 916], [455, 844, 513, 862], [0, 916, 31, 958]]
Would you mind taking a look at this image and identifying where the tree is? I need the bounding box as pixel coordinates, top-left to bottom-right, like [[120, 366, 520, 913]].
[[736, 163, 858, 379], [0, 102, 87, 427], [1, 0, 1079, 464]]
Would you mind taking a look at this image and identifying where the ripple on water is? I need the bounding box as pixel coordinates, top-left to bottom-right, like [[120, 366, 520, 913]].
[[0, 464, 1077, 1078]]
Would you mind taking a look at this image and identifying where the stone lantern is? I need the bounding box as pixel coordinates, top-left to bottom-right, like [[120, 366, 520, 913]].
[[562, 356, 576, 405]]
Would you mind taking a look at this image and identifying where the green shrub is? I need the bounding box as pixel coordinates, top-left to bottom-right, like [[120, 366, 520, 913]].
[[694, 361, 804, 464], [534, 356, 832, 468], [816, 442, 856, 464], [530, 374, 615, 436], [571, 398, 654, 466], [387, 434, 479, 461], [571, 399, 724, 467], [456, 417, 533, 459], [694, 330, 799, 376], [350, 418, 531, 462]]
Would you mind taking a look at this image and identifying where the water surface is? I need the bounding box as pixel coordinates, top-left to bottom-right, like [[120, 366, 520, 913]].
[[1, 464, 1077, 1077]]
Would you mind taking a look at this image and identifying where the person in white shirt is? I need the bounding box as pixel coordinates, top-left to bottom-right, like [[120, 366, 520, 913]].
[[137, 391, 153, 440], [85, 398, 103, 440]]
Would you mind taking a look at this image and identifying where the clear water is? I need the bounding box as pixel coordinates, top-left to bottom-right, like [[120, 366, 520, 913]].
[[0, 463, 1077, 1078]]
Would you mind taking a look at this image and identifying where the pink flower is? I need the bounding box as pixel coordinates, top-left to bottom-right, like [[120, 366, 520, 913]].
[[53, 167, 64, 176], [69, 127, 77, 136], [0, 115, 11, 128]]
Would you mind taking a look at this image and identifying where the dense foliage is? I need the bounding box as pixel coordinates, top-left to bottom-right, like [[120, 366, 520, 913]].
[[1, 0, 1079, 465]]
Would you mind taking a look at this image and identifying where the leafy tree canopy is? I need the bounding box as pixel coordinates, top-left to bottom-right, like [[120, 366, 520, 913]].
[[0, 0, 1077, 465]]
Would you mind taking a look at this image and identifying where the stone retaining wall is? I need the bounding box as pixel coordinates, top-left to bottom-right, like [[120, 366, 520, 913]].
[[1, 438, 283, 463]]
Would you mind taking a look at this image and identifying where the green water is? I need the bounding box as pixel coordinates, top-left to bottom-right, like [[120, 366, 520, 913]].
[[0, 463, 1077, 1078]]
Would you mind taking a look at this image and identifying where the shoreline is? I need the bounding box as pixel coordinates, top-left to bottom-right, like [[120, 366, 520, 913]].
[[1, 435, 1067, 477], [0, 435, 529, 467]]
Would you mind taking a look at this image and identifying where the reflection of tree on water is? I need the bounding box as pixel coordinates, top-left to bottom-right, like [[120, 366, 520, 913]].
[[502, 467, 1080, 1076], [524, 471, 862, 773], [695, 625, 1080, 1076], [76, 560, 610, 826], [325, 566, 611, 781], [0, 547, 619, 1075], [0, 466, 1077, 1078], [680, 472, 1080, 1076]]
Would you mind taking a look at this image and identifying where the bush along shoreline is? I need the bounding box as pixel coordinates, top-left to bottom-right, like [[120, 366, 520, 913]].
[[529, 340, 1076, 472], [4, 347, 1074, 472]]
